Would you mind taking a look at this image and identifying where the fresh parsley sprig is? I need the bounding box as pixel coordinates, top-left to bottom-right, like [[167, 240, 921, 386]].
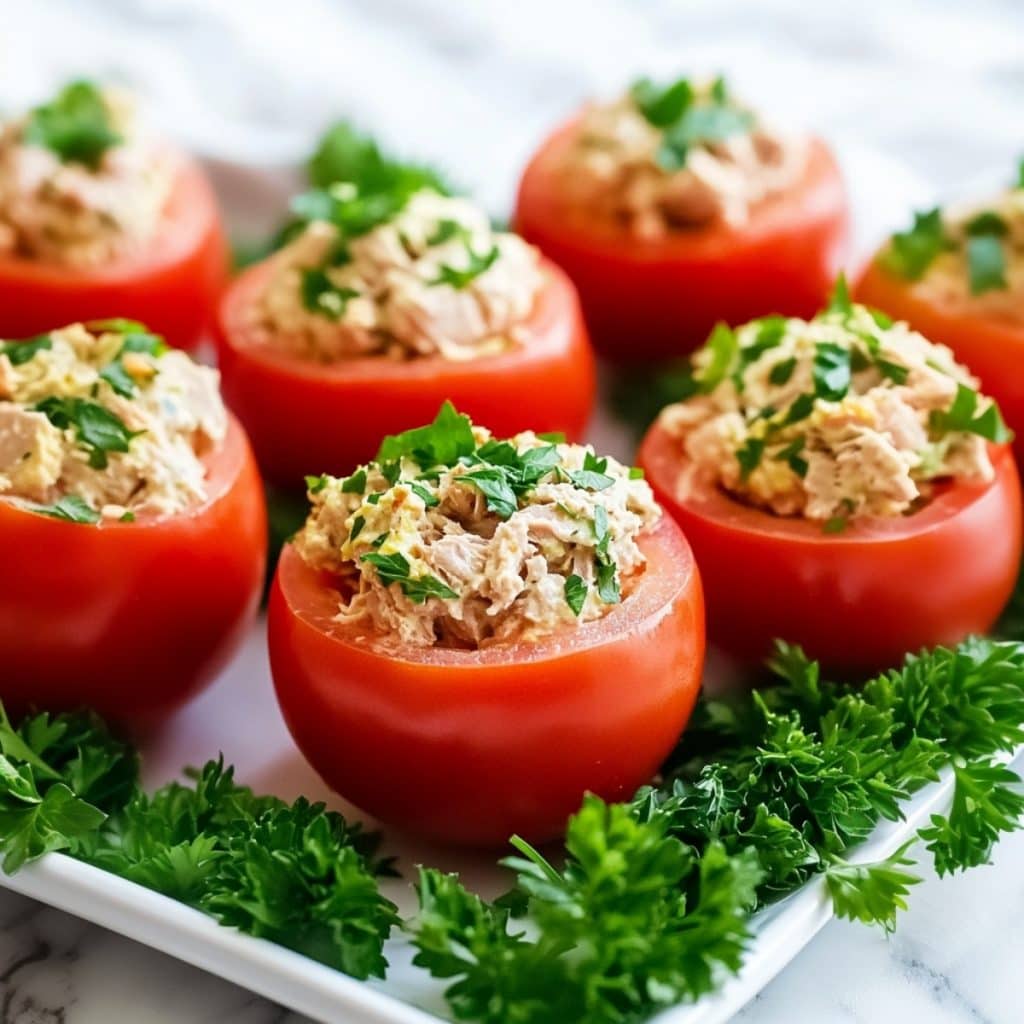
[[23, 80, 122, 170]]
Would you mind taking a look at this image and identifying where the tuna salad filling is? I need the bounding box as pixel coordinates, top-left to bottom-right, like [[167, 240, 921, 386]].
[[879, 164, 1024, 324], [256, 189, 544, 362], [0, 81, 176, 268], [658, 283, 1007, 525], [0, 320, 226, 522], [295, 403, 660, 647], [561, 75, 805, 238]]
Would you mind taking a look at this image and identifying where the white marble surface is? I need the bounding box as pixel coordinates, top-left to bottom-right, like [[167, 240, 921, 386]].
[[3, 1, 1024, 1022]]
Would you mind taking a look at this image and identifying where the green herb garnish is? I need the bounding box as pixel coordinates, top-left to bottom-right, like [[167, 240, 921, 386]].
[[880, 208, 948, 281], [930, 383, 1011, 442], [564, 574, 587, 616], [430, 244, 500, 289], [34, 396, 138, 469], [0, 334, 52, 367], [26, 494, 101, 524], [23, 80, 121, 170], [359, 551, 457, 604]]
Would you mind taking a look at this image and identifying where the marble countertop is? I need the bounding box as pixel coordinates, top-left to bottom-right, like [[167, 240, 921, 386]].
[[4, 1, 1024, 1021]]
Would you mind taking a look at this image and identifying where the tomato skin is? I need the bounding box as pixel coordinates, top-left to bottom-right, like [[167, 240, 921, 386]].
[[856, 261, 1024, 463], [639, 421, 1021, 674], [215, 258, 596, 489], [514, 124, 850, 362], [0, 416, 267, 728], [0, 156, 227, 350], [268, 516, 705, 846]]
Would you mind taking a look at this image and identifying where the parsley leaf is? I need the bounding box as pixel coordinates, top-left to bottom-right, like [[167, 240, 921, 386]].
[[813, 342, 852, 401], [359, 551, 457, 604], [657, 105, 755, 172], [431, 244, 499, 289], [460, 468, 519, 520], [376, 401, 476, 469], [824, 849, 920, 934], [23, 80, 121, 170], [630, 76, 694, 127], [341, 469, 367, 494], [567, 451, 615, 492], [34, 396, 138, 469], [966, 234, 1008, 295], [930, 383, 1011, 442], [26, 495, 100, 524], [880, 208, 948, 281], [300, 268, 360, 319], [769, 356, 797, 386], [0, 334, 52, 366], [736, 436, 765, 479], [564, 574, 587, 616]]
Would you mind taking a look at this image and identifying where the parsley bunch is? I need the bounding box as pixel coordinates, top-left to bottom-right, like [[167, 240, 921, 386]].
[[0, 711, 397, 980], [411, 638, 1024, 1022]]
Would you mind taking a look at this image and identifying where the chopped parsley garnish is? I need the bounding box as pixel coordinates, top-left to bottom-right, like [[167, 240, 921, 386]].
[[769, 356, 797, 385], [98, 331, 166, 398], [300, 268, 360, 320], [1017, 157, 1024, 190], [930, 383, 1011, 442], [591, 504, 621, 605], [879, 208, 948, 281], [376, 401, 477, 469], [630, 77, 695, 127], [0, 334, 52, 366], [430, 244, 500, 289], [823, 499, 856, 534], [773, 436, 808, 477], [26, 494, 100, 524], [564, 574, 587, 616], [341, 469, 367, 494], [305, 474, 329, 494], [34, 396, 138, 469], [692, 323, 738, 393], [566, 451, 615, 492], [628, 466, 645, 480], [736, 436, 765, 479], [812, 342, 852, 401], [359, 551, 457, 604], [350, 515, 366, 541], [23, 80, 122, 170], [966, 234, 1007, 295], [427, 219, 469, 246]]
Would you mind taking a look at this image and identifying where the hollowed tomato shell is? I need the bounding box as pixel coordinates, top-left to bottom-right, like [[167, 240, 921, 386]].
[[268, 514, 705, 846], [214, 257, 597, 489], [0, 155, 228, 350], [857, 260, 1024, 464], [0, 416, 267, 728], [515, 123, 850, 362], [639, 420, 1021, 674]]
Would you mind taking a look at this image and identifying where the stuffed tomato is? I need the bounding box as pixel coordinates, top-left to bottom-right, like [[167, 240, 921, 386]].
[[0, 320, 266, 726], [0, 81, 226, 349], [857, 166, 1024, 461], [216, 187, 595, 489], [638, 289, 1021, 672], [269, 404, 704, 845], [515, 74, 849, 362]]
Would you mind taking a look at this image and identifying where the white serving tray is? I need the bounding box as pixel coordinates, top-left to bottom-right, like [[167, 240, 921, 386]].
[[0, 143, 950, 1023]]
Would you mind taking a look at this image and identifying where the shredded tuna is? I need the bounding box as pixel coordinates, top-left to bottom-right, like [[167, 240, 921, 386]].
[[0, 87, 175, 268], [659, 301, 999, 522], [294, 409, 660, 648], [257, 190, 544, 362], [0, 322, 226, 519], [560, 79, 805, 237]]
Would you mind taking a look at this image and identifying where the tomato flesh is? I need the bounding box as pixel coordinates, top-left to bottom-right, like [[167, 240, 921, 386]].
[[0, 416, 267, 728], [514, 124, 850, 363], [268, 515, 704, 846], [639, 421, 1021, 673], [0, 156, 227, 350], [216, 258, 597, 489]]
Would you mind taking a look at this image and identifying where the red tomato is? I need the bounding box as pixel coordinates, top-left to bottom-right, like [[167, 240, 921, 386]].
[[215, 257, 596, 489], [0, 416, 266, 729], [515, 122, 850, 362], [0, 156, 227, 350], [639, 420, 1021, 674], [857, 261, 1024, 463], [268, 515, 705, 846]]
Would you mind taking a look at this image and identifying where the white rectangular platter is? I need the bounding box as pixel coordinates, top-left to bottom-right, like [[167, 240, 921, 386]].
[[0, 141, 959, 1023]]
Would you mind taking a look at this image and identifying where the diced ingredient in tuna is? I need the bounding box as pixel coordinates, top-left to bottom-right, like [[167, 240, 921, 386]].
[[295, 403, 659, 647], [879, 165, 1024, 324], [0, 320, 226, 520], [256, 189, 543, 362], [559, 75, 805, 237], [658, 283, 1007, 523], [0, 81, 176, 268]]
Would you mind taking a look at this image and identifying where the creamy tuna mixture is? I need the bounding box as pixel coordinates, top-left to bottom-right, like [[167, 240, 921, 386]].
[[561, 75, 806, 238], [0, 321, 226, 522], [257, 189, 544, 362], [0, 81, 175, 267], [295, 403, 659, 647], [880, 167, 1024, 325], [658, 287, 1006, 525]]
